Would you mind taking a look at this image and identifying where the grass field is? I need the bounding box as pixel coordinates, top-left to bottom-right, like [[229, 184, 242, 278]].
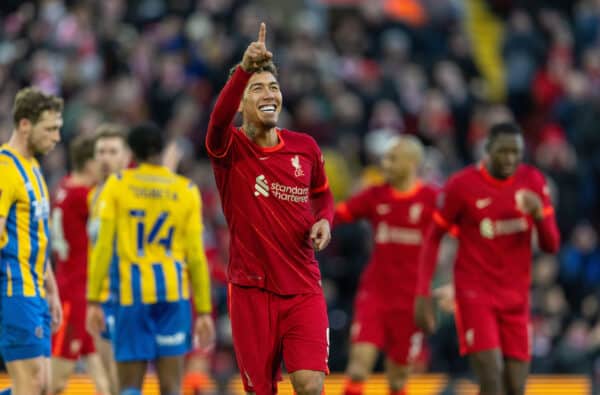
[[0, 373, 590, 394]]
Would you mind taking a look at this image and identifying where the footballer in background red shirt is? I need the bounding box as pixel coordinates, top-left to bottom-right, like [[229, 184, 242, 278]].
[[50, 136, 111, 395], [415, 122, 560, 395], [205, 23, 334, 395], [335, 136, 437, 395]]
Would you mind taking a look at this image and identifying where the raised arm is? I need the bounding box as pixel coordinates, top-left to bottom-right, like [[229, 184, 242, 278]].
[[205, 23, 273, 158]]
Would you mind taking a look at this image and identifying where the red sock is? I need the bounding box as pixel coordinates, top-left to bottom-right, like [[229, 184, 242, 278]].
[[183, 372, 209, 394], [390, 389, 407, 395], [343, 379, 364, 395]]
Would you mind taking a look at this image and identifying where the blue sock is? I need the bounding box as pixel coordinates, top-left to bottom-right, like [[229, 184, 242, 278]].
[[120, 389, 141, 395], [0, 388, 12, 395]]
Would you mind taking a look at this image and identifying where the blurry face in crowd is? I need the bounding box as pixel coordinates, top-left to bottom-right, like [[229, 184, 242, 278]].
[[487, 133, 524, 179], [241, 71, 282, 130], [22, 110, 62, 155], [381, 138, 423, 185], [94, 137, 129, 180]]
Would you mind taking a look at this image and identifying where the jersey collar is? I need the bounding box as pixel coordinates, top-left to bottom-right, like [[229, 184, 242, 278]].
[[478, 161, 517, 187], [389, 180, 422, 199], [237, 128, 285, 153]]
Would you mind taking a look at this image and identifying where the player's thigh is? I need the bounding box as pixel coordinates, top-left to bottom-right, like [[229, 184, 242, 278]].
[[229, 285, 282, 394], [468, 349, 504, 395], [117, 361, 148, 391], [6, 356, 47, 395], [85, 353, 112, 395], [384, 307, 423, 366], [50, 357, 77, 392], [151, 300, 192, 359], [155, 355, 185, 394], [454, 296, 500, 356], [280, 293, 329, 375], [384, 358, 411, 391], [289, 370, 325, 395], [503, 357, 529, 395], [346, 342, 379, 380], [113, 304, 155, 363]]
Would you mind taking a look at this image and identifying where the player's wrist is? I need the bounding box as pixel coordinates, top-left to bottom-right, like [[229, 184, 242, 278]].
[[532, 207, 544, 221]]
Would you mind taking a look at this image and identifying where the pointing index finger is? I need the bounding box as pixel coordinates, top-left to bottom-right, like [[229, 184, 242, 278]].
[[258, 22, 266, 44]]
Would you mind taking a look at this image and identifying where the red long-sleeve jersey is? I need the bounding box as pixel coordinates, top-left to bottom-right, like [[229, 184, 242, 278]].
[[205, 66, 334, 295], [336, 182, 437, 308], [417, 163, 560, 308]]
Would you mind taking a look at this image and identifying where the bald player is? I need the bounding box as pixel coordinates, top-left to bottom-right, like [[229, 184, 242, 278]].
[[335, 136, 438, 395]]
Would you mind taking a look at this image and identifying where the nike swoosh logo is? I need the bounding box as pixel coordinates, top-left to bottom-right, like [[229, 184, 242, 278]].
[[259, 157, 269, 160], [476, 198, 492, 209]]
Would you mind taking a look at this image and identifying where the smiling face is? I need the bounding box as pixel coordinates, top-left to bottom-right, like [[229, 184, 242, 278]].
[[240, 71, 282, 129]]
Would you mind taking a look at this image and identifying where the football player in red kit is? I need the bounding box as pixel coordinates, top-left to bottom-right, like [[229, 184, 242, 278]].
[[50, 136, 111, 395], [336, 136, 436, 395], [205, 23, 334, 395], [415, 122, 560, 395]]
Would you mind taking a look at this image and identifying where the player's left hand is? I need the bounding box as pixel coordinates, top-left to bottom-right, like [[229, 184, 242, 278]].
[[515, 189, 543, 220], [194, 314, 216, 351], [432, 284, 455, 313], [48, 292, 63, 333], [310, 219, 331, 252], [86, 303, 106, 338]]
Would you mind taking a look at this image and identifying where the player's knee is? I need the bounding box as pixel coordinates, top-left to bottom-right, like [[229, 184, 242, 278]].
[[346, 360, 370, 382], [292, 374, 324, 395], [387, 371, 409, 392]]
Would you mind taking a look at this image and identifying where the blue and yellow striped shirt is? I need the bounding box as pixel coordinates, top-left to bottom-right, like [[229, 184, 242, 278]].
[[0, 145, 50, 298], [87, 164, 212, 313]]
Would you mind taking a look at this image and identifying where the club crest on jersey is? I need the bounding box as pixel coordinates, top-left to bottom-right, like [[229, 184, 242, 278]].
[[254, 175, 269, 197], [409, 203, 423, 223], [291, 155, 304, 177]]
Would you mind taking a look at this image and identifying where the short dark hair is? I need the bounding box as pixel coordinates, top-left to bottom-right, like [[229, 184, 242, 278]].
[[70, 135, 96, 172], [13, 87, 64, 125], [127, 122, 164, 161], [228, 61, 278, 79], [488, 122, 522, 144], [94, 123, 127, 142]]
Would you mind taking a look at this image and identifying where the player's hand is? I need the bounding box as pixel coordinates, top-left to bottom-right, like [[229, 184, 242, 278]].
[[48, 292, 63, 333], [194, 314, 216, 351], [414, 296, 436, 335], [515, 189, 543, 220], [163, 139, 185, 172], [86, 303, 106, 338], [241, 22, 273, 72], [432, 284, 455, 314], [310, 219, 331, 252]]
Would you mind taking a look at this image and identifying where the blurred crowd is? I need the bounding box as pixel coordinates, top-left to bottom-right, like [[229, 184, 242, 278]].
[[1, 0, 600, 386]]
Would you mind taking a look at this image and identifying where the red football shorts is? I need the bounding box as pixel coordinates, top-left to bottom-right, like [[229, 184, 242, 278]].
[[228, 284, 329, 395], [51, 299, 96, 360], [350, 290, 422, 365], [454, 293, 530, 361]]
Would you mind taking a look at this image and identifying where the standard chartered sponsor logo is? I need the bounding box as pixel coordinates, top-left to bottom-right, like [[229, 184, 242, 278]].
[[253, 174, 308, 203], [156, 332, 186, 346], [254, 175, 269, 197]]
